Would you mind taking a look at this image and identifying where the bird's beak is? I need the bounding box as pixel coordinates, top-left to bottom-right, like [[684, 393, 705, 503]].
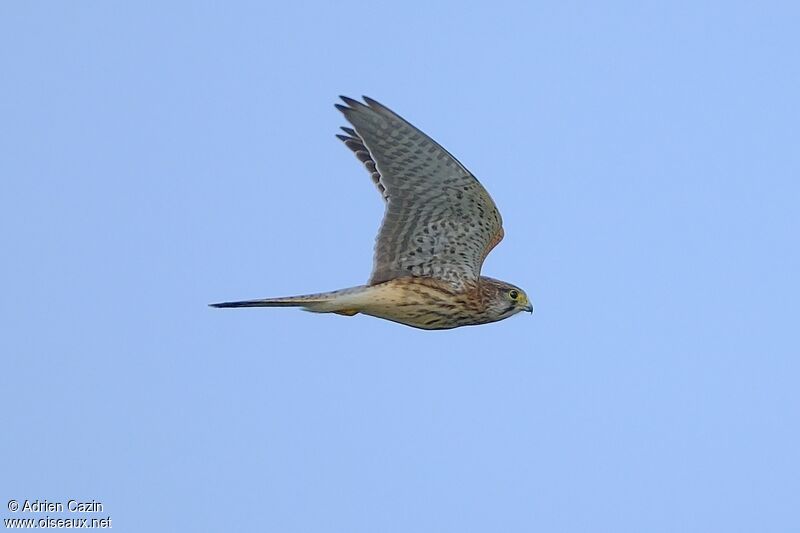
[[523, 303, 533, 314]]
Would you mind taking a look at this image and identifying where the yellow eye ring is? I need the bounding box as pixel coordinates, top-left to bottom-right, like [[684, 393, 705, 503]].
[[508, 289, 519, 300]]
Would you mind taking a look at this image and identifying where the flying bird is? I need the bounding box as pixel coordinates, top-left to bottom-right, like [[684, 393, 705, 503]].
[[211, 96, 532, 329]]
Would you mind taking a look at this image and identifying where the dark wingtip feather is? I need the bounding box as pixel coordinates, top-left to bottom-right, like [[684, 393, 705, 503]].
[[339, 95, 362, 107], [362, 96, 396, 118]]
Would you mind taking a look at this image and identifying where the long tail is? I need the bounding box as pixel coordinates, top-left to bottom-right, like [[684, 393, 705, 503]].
[[209, 286, 367, 314]]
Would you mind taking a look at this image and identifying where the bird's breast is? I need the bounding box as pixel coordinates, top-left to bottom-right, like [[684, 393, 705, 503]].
[[354, 277, 488, 330]]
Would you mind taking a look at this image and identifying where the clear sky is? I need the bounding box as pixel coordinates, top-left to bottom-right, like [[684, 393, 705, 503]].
[[2, 1, 798, 531]]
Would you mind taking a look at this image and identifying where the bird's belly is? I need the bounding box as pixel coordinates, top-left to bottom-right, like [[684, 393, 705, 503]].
[[353, 279, 477, 330]]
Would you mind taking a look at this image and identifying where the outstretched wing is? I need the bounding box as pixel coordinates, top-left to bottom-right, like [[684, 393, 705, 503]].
[[336, 96, 504, 289]]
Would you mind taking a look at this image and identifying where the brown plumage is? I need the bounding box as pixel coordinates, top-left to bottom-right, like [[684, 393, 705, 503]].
[[211, 96, 532, 330]]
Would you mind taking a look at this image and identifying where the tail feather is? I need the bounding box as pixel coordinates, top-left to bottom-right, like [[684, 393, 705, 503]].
[[209, 286, 367, 313], [209, 298, 313, 308]]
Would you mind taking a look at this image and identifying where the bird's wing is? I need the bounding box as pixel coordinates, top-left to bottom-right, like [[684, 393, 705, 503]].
[[336, 96, 504, 289]]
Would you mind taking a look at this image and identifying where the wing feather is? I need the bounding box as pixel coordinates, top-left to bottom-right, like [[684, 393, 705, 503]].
[[336, 96, 504, 288]]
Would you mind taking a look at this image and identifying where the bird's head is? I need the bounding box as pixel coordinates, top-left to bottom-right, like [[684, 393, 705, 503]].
[[480, 277, 533, 321]]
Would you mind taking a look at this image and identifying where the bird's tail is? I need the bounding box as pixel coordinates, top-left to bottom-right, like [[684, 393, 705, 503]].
[[209, 286, 368, 315]]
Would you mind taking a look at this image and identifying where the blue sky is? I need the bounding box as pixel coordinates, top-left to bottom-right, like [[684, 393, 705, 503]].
[[2, 1, 798, 531]]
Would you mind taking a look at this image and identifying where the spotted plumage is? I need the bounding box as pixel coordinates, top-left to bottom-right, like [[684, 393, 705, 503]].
[[211, 96, 532, 330]]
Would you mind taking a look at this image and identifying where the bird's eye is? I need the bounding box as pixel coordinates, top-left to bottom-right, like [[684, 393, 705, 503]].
[[508, 289, 519, 300]]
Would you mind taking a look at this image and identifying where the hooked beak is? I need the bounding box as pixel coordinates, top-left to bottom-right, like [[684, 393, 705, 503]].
[[523, 303, 534, 314]]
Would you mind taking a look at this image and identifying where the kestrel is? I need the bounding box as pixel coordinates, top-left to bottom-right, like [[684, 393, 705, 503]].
[[211, 96, 532, 329]]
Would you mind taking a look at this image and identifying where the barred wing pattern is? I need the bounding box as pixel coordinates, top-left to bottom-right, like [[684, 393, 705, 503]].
[[336, 96, 504, 288]]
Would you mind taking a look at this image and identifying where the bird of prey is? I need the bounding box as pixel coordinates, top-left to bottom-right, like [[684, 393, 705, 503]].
[[211, 96, 532, 330]]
